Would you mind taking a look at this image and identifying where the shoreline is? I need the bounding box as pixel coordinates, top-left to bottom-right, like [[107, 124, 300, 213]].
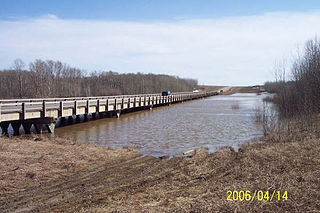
[[0, 133, 319, 212]]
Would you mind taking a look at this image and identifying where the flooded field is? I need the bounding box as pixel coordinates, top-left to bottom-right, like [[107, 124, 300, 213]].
[[55, 93, 268, 157]]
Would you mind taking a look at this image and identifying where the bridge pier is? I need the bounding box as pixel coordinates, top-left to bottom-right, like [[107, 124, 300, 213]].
[[67, 116, 74, 124], [116, 110, 121, 118], [99, 112, 106, 119], [13, 118, 55, 136], [92, 113, 97, 120], [34, 123, 55, 134], [22, 123, 32, 134], [34, 124, 43, 134], [0, 122, 9, 136], [60, 117, 65, 125], [75, 115, 81, 123], [11, 123, 21, 136], [105, 112, 113, 118], [46, 123, 55, 134]]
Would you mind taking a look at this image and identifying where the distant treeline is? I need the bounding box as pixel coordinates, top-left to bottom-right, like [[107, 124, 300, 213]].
[[264, 38, 320, 118], [0, 59, 197, 99]]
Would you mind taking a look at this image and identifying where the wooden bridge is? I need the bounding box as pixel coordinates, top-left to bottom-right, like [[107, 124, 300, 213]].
[[0, 91, 217, 136]]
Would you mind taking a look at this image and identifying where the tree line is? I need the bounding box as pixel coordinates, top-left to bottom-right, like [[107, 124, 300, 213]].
[[0, 59, 198, 99], [264, 38, 320, 119]]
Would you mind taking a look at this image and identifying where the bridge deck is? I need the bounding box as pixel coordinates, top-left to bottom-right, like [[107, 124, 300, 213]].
[[0, 91, 216, 135]]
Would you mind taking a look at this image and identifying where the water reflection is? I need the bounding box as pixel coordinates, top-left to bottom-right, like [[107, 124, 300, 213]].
[[55, 93, 267, 157]]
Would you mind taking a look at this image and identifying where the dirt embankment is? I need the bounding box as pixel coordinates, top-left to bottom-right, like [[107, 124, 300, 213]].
[[221, 86, 265, 95], [0, 134, 319, 212], [0, 136, 140, 194]]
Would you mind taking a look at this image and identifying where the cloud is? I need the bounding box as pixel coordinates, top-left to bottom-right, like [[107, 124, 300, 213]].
[[0, 11, 320, 85]]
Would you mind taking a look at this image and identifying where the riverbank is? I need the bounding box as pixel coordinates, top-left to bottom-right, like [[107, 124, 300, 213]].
[[0, 133, 319, 212], [222, 86, 265, 95]]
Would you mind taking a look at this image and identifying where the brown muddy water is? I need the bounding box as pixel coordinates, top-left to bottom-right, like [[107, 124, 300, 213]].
[[54, 93, 269, 157]]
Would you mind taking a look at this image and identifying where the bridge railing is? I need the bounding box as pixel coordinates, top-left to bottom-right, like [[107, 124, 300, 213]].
[[0, 91, 196, 104]]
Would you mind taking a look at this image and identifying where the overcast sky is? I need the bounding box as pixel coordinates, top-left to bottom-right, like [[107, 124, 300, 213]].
[[1, 1, 320, 85]]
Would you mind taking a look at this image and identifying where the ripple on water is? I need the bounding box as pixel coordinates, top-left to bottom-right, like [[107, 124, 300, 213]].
[[55, 93, 269, 157]]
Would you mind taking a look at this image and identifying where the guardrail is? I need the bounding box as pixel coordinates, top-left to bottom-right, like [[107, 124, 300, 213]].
[[0, 91, 195, 104]]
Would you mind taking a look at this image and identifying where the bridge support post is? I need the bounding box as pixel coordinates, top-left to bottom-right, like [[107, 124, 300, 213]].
[[99, 112, 105, 119], [0, 122, 9, 136], [83, 114, 88, 122], [34, 124, 43, 134], [75, 115, 81, 123], [116, 110, 121, 118], [60, 117, 66, 126], [92, 113, 97, 120], [67, 116, 74, 124], [11, 123, 21, 136], [21, 117, 55, 135], [105, 112, 113, 118], [22, 123, 32, 134], [46, 123, 55, 134]]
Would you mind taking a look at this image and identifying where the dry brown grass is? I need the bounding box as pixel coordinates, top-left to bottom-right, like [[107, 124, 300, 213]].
[[0, 135, 140, 195], [0, 132, 319, 212], [75, 136, 320, 213]]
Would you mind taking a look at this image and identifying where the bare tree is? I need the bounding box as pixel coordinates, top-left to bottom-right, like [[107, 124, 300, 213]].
[[0, 59, 198, 99], [12, 58, 25, 98]]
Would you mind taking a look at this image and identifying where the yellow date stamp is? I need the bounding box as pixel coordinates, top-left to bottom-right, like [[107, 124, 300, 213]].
[[227, 190, 288, 201]]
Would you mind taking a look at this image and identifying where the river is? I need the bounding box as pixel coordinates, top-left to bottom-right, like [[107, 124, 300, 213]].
[[54, 93, 267, 157]]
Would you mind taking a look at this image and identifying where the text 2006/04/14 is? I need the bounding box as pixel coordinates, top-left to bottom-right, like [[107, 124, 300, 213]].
[[227, 190, 288, 201]]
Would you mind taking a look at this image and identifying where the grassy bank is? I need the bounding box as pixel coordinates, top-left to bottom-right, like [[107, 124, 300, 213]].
[[0, 133, 319, 212], [0, 136, 140, 195]]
